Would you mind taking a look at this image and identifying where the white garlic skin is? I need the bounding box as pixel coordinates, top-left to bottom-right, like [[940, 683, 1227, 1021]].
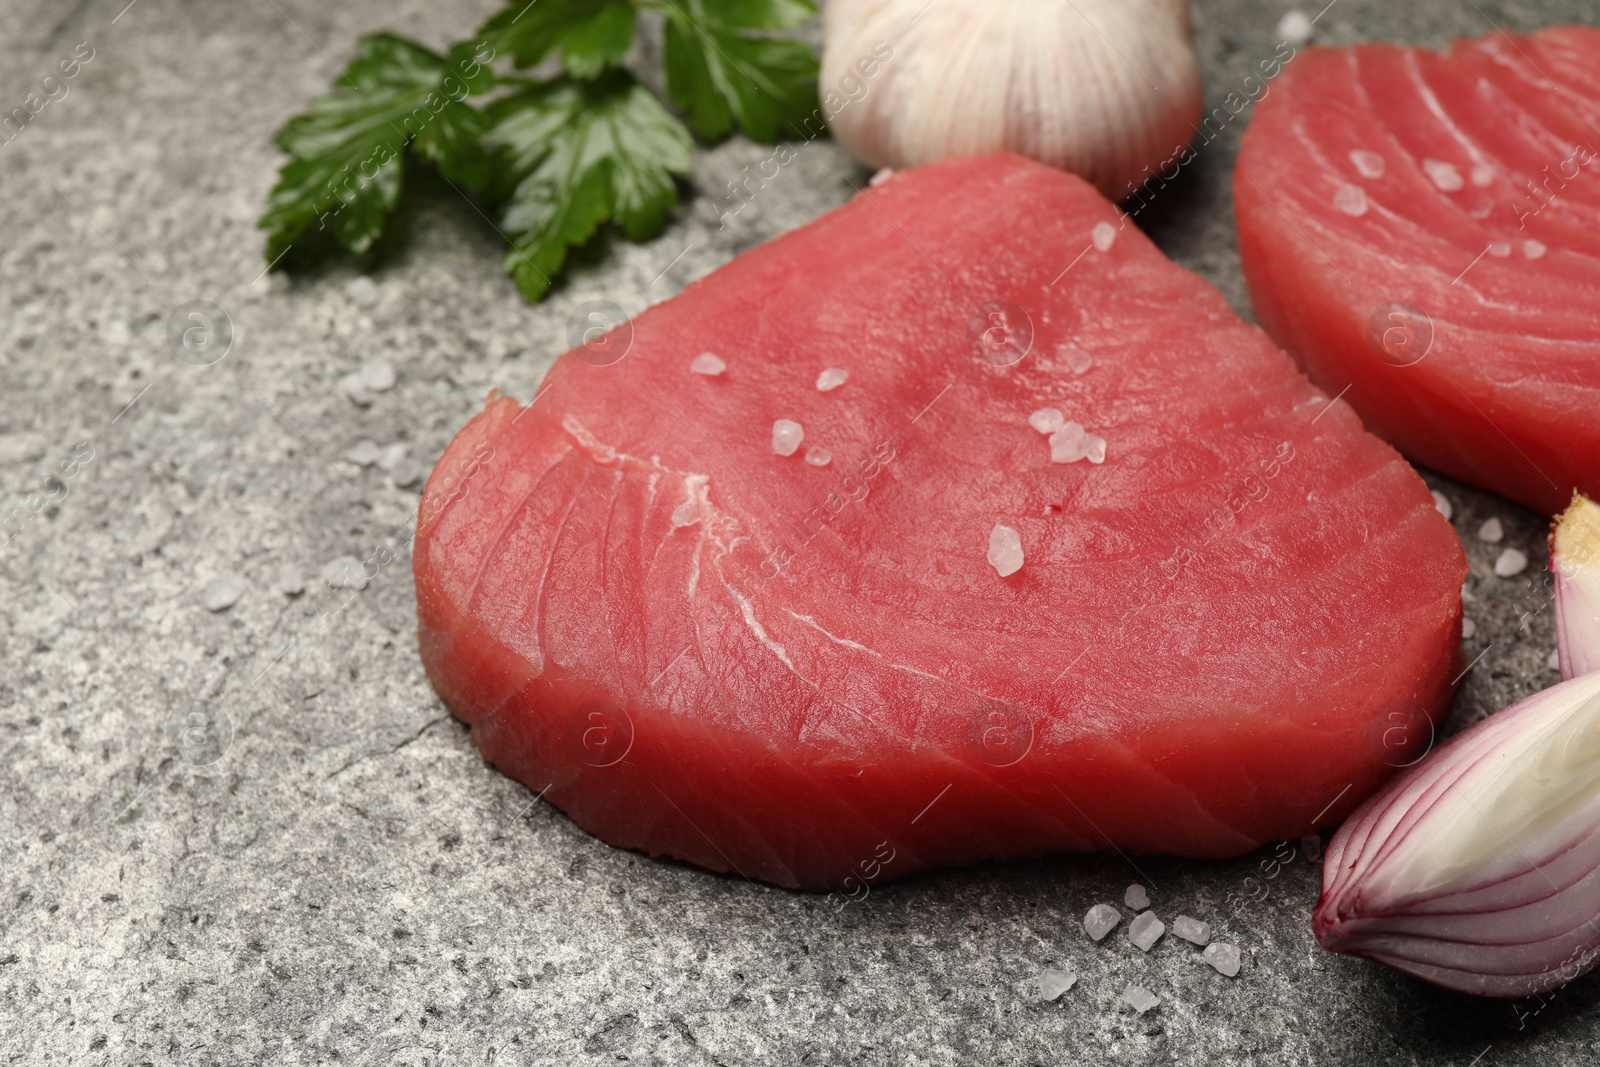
[[822, 0, 1204, 199]]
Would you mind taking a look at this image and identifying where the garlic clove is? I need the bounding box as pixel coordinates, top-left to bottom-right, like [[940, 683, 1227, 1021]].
[[821, 0, 1203, 199], [1315, 669, 1600, 997], [1552, 492, 1600, 680]]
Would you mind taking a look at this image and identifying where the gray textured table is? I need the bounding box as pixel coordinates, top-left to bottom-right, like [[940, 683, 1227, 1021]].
[[2, 0, 1596, 1063]]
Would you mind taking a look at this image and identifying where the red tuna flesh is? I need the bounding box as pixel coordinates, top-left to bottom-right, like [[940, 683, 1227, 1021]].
[[1236, 26, 1600, 517], [414, 154, 1465, 891]]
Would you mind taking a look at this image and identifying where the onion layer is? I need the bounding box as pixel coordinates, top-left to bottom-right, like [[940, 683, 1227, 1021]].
[[1315, 670, 1600, 997]]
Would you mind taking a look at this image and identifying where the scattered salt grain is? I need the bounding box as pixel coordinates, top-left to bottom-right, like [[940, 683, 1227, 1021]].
[[1050, 422, 1107, 465], [1056, 343, 1094, 375], [360, 360, 396, 392], [1121, 984, 1161, 1014], [671, 498, 700, 528], [1204, 942, 1241, 977], [1029, 407, 1065, 434], [340, 372, 374, 406], [1300, 833, 1323, 862], [1462, 617, 1477, 639], [1349, 150, 1386, 180], [691, 352, 726, 376], [1333, 184, 1368, 217], [1524, 239, 1547, 260], [376, 443, 408, 473], [1477, 516, 1504, 543], [1128, 911, 1165, 952], [988, 524, 1024, 578], [1488, 241, 1512, 258], [279, 565, 305, 596], [1092, 221, 1118, 252], [816, 367, 849, 391], [1431, 490, 1453, 521], [1470, 164, 1495, 187], [1550, 649, 1562, 671], [344, 276, 379, 307], [322, 556, 367, 590], [1276, 9, 1313, 45], [805, 446, 833, 467], [203, 574, 246, 612], [1036, 969, 1076, 1001], [1495, 547, 1529, 577], [1084, 903, 1121, 941], [1124, 884, 1150, 910], [869, 167, 895, 187], [344, 440, 382, 466], [1423, 159, 1465, 192], [772, 419, 804, 456], [1172, 915, 1211, 946], [388, 457, 423, 489]]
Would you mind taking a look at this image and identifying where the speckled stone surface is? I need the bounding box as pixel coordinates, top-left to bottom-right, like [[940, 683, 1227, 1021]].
[[1, 0, 1597, 1063]]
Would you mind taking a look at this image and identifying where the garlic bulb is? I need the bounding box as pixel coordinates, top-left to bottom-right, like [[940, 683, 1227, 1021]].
[[1315, 669, 1600, 997], [821, 0, 1203, 198], [1553, 492, 1600, 680]]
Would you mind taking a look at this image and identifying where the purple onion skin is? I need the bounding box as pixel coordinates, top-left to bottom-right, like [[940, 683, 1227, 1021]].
[[1314, 670, 1600, 997]]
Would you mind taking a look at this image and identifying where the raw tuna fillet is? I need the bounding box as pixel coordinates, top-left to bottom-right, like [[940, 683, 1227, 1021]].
[[1236, 26, 1600, 517], [414, 154, 1465, 892]]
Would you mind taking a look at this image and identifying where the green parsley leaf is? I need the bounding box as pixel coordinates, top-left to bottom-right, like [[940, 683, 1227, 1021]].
[[658, 0, 819, 143], [479, 0, 636, 80], [260, 33, 494, 264], [485, 72, 692, 301]]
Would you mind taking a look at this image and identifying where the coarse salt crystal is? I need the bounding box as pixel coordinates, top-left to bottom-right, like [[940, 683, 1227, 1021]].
[[1431, 491, 1453, 521], [1462, 617, 1477, 639], [321, 556, 367, 590], [691, 352, 726, 376], [1029, 407, 1065, 434], [1470, 164, 1495, 187], [345, 440, 382, 466], [1550, 649, 1562, 670], [869, 167, 895, 187], [1488, 241, 1512, 258], [1423, 159, 1465, 192], [1478, 517, 1504, 543], [1124, 884, 1150, 910], [1333, 183, 1368, 217], [1083, 903, 1121, 941], [1057, 343, 1094, 375], [771, 419, 804, 456], [1128, 911, 1165, 952], [804, 446, 832, 467], [1276, 10, 1313, 46], [1050, 423, 1107, 465], [1036, 969, 1076, 1001], [1172, 915, 1211, 946], [816, 367, 849, 391], [1204, 942, 1241, 977], [1092, 221, 1118, 252], [988, 524, 1023, 577], [279, 565, 305, 596], [203, 574, 246, 612], [360, 360, 396, 393], [1495, 547, 1529, 577], [1121, 984, 1161, 1014], [377, 443, 408, 473], [1349, 150, 1386, 180], [1524, 239, 1547, 260]]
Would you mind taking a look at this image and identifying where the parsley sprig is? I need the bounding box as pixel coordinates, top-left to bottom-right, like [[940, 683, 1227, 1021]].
[[259, 0, 820, 301]]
